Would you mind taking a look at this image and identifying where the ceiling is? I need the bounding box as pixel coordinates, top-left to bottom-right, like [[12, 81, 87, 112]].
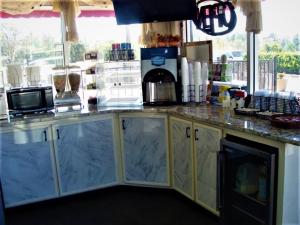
[[0, 0, 114, 15]]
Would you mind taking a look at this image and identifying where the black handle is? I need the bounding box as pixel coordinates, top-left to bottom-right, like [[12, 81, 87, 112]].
[[186, 127, 191, 138], [56, 129, 60, 140], [43, 130, 47, 142], [194, 129, 199, 141], [217, 151, 226, 210], [122, 120, 126, 130], [119, 83, 121, 86], [114, 83, 117, 86]]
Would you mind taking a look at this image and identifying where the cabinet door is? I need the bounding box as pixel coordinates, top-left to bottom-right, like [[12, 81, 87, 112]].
[[0, 127, 58, 207], [194, 123, 221, 215], [54, 117, 117, 195], [170, 117, 194, 199], [121, 115, 169, 186]]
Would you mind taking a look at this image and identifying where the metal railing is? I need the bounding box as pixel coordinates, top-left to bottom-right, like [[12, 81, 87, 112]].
[[228, 59, 276, 91]]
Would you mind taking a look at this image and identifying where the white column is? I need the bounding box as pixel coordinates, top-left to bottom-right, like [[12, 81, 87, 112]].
[[247, 32, 259, 94]]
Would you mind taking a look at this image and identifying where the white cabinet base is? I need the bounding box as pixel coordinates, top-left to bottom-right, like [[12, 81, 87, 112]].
[[53, 116, 118, 196], [0, 126, 58, 207], [170, 117, 194, 200], [194, 123, 221, 216], [120, 114, 170, 187]]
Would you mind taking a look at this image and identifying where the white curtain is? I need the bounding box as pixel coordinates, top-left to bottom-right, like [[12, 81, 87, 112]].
[[233, 0, 263, 34], [141, 21, 181, 47], [53, 0, 81, 42]]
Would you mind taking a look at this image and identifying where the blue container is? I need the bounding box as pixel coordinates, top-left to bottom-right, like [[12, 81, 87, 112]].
[[121, 43, 131, 50]]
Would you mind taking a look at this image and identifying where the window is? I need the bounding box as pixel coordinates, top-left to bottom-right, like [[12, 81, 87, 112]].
[[0, 10, 142, 89], [257, 0, 300, 93], [191, 7, 247, 86], [68, 17, 141, 64], [0, 16, 62, 87], [191, 1, 300, 95]]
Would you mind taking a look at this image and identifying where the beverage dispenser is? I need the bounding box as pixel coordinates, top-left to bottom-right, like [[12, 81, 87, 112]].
[[141, 47, 180, 105]]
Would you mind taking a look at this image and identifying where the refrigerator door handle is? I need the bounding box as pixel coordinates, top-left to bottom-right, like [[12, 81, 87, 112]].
[[217, 150, 226, 210]]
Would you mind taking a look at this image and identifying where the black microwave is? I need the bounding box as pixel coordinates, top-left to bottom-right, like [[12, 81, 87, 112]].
[[6, 86, 54, 116]]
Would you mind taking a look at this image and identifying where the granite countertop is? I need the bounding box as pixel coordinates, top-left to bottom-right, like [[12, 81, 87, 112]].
[[1, 105, 300, 146]]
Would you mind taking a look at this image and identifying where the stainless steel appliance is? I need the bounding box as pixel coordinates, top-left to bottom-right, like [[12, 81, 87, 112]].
[[141, 47, 180, 105], [6, 86, 54, 116]]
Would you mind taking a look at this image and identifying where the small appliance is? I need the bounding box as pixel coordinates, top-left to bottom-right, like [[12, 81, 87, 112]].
[[6, 86, 54, 116], [141, 47, 180, 105]]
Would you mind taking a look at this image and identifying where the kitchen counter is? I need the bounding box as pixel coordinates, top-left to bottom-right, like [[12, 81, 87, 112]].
[[1, 104, 300, 146]]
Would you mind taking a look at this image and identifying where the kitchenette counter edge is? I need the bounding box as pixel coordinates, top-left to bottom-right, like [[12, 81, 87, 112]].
[[1, 105, 300, 146]]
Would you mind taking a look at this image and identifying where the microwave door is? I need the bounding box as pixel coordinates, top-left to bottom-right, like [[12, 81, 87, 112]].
[[10, 91, 42, 110]]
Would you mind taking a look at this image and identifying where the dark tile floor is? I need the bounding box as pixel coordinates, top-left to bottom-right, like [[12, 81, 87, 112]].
[[5, 186, 220, 225]]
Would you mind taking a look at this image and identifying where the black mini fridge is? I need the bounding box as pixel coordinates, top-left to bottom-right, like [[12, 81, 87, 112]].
[[218, 135, 278, 225]]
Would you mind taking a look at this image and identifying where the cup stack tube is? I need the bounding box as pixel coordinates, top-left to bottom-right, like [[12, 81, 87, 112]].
[[181, 57, 189, 103], [194, 61, 202, 103], [201, 62, 209, 102]]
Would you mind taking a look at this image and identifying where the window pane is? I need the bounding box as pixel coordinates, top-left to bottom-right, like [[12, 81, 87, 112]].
[[191, 8, 247, 87], [258, 0, 300, 92], [68, 16, 142, 106], [69, 17, 141, 64], [0, 17, 62, 87]]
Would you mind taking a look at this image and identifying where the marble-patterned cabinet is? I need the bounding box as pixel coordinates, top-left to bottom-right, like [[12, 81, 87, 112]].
[[53, 115, 118, 195], [170, 117, 194, 199], [0, 125, 58, 207], [120, 114, 169, 186], [194, 123, 221, 215]]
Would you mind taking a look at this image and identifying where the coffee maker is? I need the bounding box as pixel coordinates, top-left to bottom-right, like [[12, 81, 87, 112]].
[[141, 47, 180, 105]]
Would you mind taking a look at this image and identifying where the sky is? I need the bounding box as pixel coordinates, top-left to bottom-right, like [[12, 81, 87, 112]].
[[260, 0, 300, 38]]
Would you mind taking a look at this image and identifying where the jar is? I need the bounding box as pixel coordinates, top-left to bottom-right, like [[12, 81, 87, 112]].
[[261, 90, 271, 112], [253, 90, 264, 110], [7, 64, 24, 88], [67, 66, 81, 95], [288, 92, 299, 114], [269, 92, 277, 112], [276, 92, 286, 113], [52, 67, 67, 98]]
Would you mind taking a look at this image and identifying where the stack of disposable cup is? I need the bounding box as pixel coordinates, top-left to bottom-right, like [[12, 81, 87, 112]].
[[188, 62, 195, 102], [26, 66, 41, 86], [188, 62, 194, 87], [7, 64, 24, 87], [201, 62, 209, 102], [181, 57, 189, 103], [194, 61, 202, 103]]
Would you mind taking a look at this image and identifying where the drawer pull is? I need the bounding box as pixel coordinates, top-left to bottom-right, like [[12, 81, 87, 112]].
[[186, 127, 191, 138], [122, 120, 126, 130], [56, 129, 60, 140], [43, 130, 47, 142], [195, 129, 199, 141]]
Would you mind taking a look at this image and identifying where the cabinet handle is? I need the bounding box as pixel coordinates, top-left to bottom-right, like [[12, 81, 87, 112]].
[[119, 83, 121, 86], [122, 120, 126, 130], [114, 83, 117, 86], [186, 127, 191, 138], [56, 129, 60, 140], [195, 129, 199, 141], [43, 130, 47, 142], [217, 151, 226, 210]]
